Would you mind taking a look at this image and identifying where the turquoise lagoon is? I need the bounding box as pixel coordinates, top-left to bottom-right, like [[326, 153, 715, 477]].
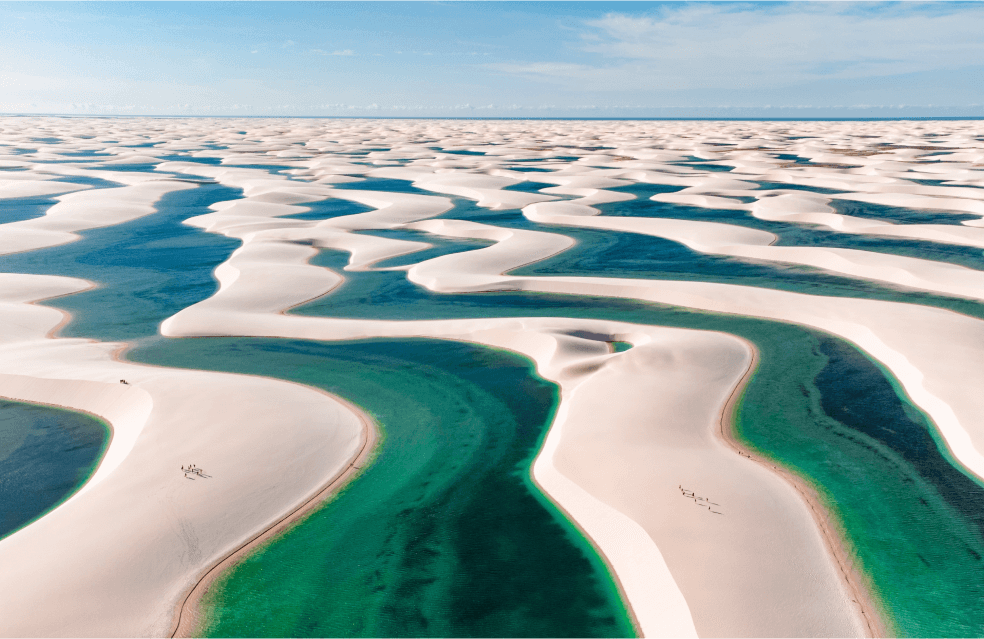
[[0, 400, 109, 540], [2, 167, 984, 635]]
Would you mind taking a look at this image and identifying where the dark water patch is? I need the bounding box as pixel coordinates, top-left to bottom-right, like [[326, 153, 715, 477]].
[[0, 175, 126, 224], [593, 192, 984, 283], [154, 155, 225, 166], [830, 199, 979, 226], [0, 193, 64, 224], [815, 337, 984, 538], [296, 252, 620, 322], [17, 157, 106, 165], [87, 163, 165, 174], [302, 207, 984, 324], [733, 326, 984, 637], [215, 163, 296, 174], [781, 232, 984, 276], [510, 226, 942, 302], [905, 179, 984, 191], [501, 181, 579, 200], [0, 184, 242, 342], [333, 177, 433, 196], [427, 195, 540, 227], [504, 166, 559, 173], [290, 270, 984, 634], [317, 188, 984, 319], [609, 183, 687, 198], [312, 188, 535, 229], [502, 180, 552, 195], [438, 149, 487, 156], [35, 174, 126, 188], [0, 401, 109, 540], [610, 341, 633, 353], [52, 150, 110, 159], [300, 237, 915, 327], [128, 337, 633, 638], [679, 162, 734, 173]]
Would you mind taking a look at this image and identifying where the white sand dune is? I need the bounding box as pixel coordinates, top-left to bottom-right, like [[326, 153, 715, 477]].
[[367, 166, 559, 209], [163, 305, 866, 637], [751, 194, 984, 248], [525, 200, 984, 302], [0, 178, 92, 200], [0, 180, 196, 256], [159, 159, 984, 636], [162, 184, 984, 492], [154, 209, 880, 636], [0, 274, 366, 637], [4, 117, 984, 637]]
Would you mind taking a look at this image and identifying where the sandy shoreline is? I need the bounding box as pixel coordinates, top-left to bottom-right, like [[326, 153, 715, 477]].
[[170, 391, 379, 638], [717, 339, 889, 638], [0, 273, 367, 636], [527, 466, 644, 637], [522, 377, 645, 638]]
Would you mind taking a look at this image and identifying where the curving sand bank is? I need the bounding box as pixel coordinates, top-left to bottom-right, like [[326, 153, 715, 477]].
[[5, 116, 984, 637], [0, 275, 367, 636]]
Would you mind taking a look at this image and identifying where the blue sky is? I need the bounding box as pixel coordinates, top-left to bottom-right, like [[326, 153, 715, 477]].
[[1, 1, 983, 117]]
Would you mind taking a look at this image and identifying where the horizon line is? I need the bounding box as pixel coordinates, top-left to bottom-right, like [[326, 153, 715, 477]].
[[3, 113, 984, 122]]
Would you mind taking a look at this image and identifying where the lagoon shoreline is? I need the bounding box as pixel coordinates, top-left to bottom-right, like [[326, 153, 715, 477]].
[[719, 338, 890, 638], [168, 391, 379, 638]]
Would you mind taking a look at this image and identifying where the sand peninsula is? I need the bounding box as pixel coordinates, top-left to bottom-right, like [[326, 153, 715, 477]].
[[3, 117, 984, 636]]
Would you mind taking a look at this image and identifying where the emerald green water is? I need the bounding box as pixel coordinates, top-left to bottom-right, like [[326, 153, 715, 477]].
[[730, 325, 984, 637], [291, 258, 984, 636], [128, 337, 634, 638], [6, 157, 984, 636]]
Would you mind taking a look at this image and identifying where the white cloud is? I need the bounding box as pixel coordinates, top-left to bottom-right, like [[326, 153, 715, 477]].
[[310, 48, 354, 56], [491, 4, 984, 92]]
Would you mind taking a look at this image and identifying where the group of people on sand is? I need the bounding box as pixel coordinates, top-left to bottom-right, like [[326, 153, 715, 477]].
[[679, 485, 723, 515], [181, 464, 209, 480]]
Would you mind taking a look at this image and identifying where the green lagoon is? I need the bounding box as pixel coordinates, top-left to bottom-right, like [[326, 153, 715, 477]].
[[4, 164, 984, 635]]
